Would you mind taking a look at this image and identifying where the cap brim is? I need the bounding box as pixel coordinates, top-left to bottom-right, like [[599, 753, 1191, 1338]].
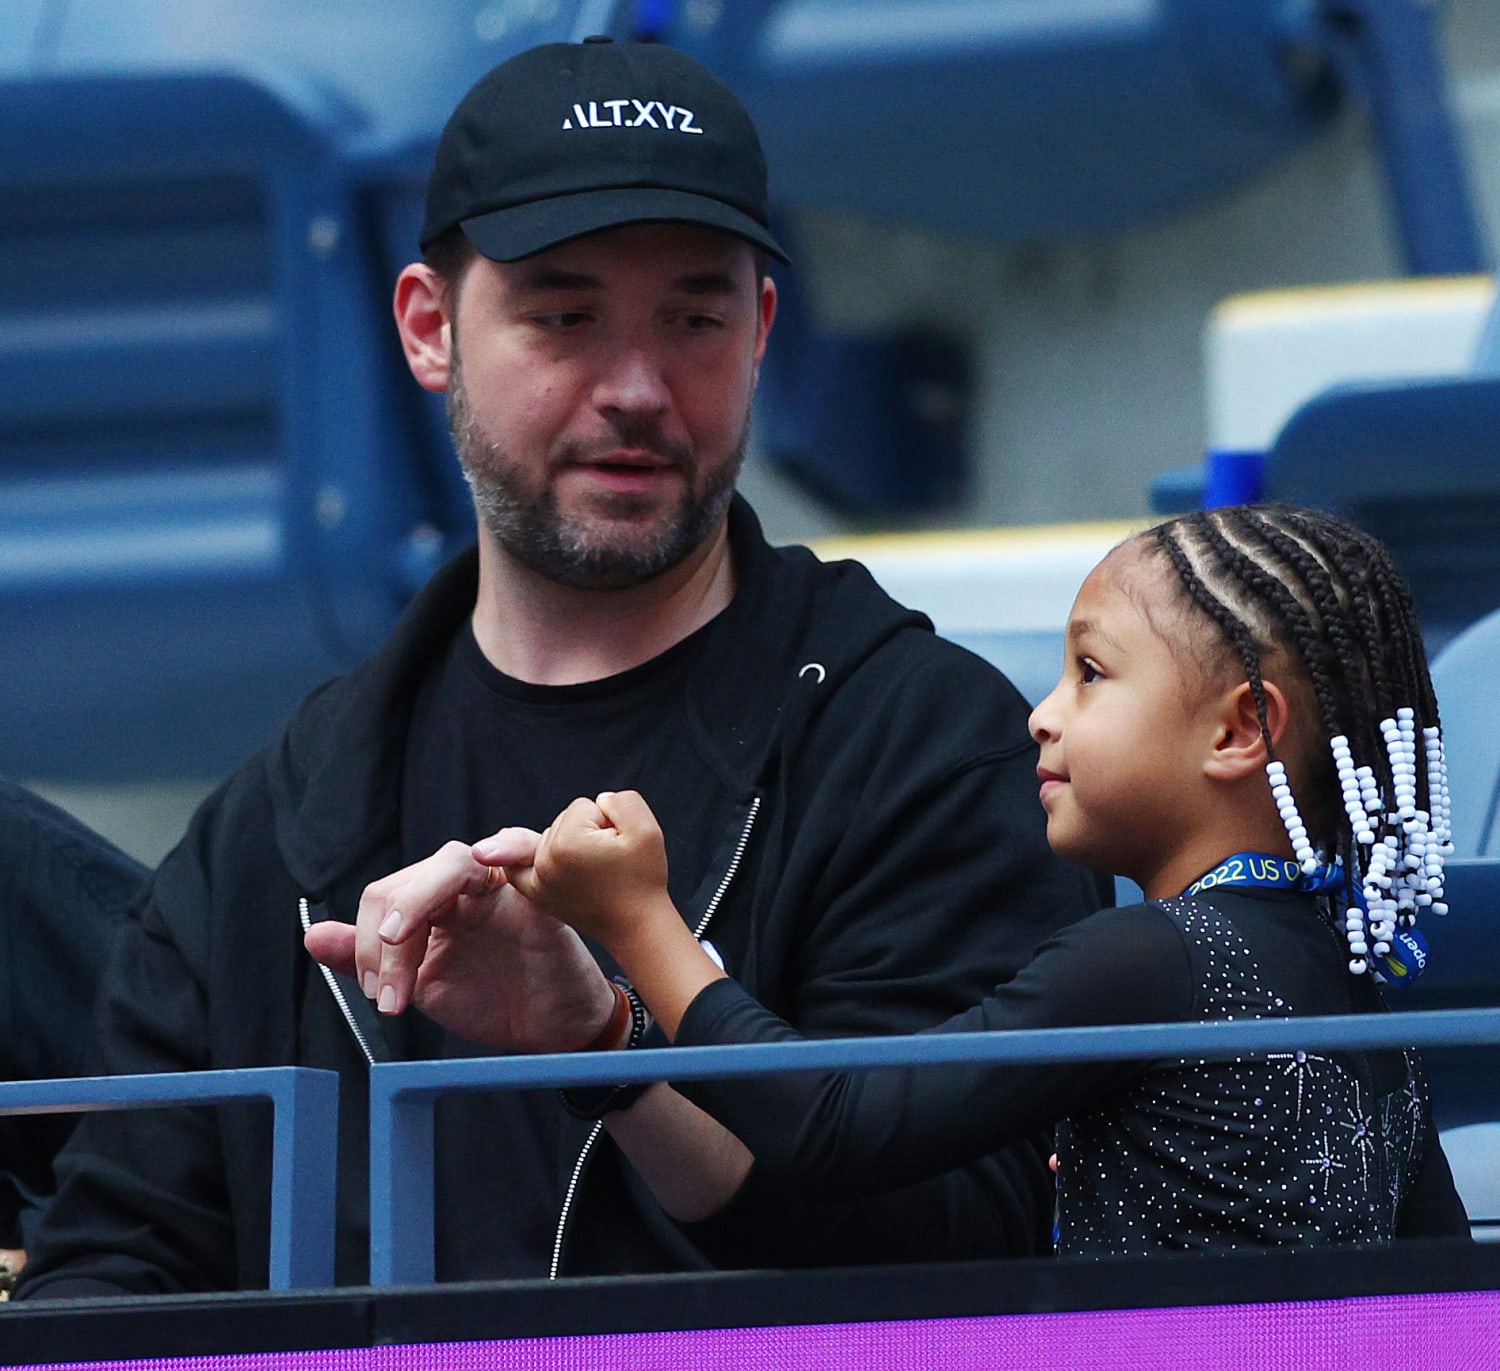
[[460, 186, 788, 264]]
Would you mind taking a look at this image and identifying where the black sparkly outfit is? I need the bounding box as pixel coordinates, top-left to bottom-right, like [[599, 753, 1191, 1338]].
[[676, 885, 1469, 1255]]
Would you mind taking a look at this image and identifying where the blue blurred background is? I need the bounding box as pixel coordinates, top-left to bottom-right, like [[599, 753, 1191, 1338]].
[[3, 0, 1498, 847]]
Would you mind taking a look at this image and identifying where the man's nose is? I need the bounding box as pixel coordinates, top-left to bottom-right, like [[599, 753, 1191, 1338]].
[[596, 346, 670, 415]]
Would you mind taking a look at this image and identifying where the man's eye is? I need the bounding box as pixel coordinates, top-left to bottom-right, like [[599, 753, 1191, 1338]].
[[1079, 657, 1102, 684], [537, 312, 590, 329]]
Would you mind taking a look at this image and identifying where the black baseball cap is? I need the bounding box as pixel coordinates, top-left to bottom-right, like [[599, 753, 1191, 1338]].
[[421, 37, 787, 264]]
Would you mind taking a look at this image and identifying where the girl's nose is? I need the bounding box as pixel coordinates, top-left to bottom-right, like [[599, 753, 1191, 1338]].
[[1028, 683, 1062, 743]]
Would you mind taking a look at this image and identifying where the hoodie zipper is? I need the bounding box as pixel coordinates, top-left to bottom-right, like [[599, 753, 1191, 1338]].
[[694, 795, 761, 940], [300, 897, 377, 1067], [548, 794, 762, 1279], [549, 1121, 604, 1279]]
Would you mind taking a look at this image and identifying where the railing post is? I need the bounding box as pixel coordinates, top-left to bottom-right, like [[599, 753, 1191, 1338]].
[[268, 1067, 341, 1290], [369, 1066, 436, 1286]]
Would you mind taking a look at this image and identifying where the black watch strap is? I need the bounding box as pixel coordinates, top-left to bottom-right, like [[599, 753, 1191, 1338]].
[[558, 979, 655, 1120]]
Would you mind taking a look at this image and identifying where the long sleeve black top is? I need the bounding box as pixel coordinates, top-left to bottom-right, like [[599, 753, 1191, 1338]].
[[677, 886, 1469, 1254]]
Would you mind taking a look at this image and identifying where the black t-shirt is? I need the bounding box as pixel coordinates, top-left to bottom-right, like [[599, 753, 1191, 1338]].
[[396, 617, 735, 1277], [401, 618, 726, 901]]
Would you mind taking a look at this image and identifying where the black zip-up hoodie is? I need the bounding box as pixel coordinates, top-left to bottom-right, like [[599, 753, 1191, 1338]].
[[19, 499, 1099, 1298]]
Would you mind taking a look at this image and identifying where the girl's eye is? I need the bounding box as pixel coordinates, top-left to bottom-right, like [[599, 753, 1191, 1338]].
[[1079, 657, 1102, 684]]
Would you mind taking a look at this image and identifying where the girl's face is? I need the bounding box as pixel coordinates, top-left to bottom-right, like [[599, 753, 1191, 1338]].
[[1028, 544, 1234, 897]]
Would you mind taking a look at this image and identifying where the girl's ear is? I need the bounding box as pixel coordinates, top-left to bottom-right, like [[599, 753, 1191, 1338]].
[[1203, 679, 1292, 781]]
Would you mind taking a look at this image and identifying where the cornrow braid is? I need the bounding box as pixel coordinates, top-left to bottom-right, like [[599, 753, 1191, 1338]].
[[1233, 509, 1359, 744], [1202, 510, 1343, 747], [1278, 508, 1394, 724], [1144, 503, 1450, 978], [1154, 523, 1275, 749], [1274, 508, 1396, 753]]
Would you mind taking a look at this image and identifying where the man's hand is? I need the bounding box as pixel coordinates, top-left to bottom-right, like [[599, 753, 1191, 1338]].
[[302, 835, 618, 1053]]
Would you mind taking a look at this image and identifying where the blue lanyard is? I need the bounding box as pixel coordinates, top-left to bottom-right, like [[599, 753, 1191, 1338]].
[[1181, 851, 1344, 899], [1179, 851, 1428, 986]]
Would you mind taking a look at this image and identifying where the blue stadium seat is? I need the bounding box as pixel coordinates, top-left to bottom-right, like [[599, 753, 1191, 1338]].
[[1412, 645, 1500, 1233], [1422, 603, 1500, 852], [1156, 279, 1500, 640], [1474, 281, 1500, 373], [0, 68, 472, 781], [1439, 1123, 1500, 1241], [1431, 607, 1500, 858], [1261, 374, 1500, 650]]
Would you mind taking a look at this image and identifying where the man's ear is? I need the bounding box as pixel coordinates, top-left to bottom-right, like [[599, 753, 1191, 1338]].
[[1203, 679, 1291, 781], [393, 263, 453, 394], [750, 274, 776, 386]]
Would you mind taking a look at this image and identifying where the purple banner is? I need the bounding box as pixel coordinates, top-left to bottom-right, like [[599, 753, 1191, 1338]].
[[18, 1288, 1500, 1371]]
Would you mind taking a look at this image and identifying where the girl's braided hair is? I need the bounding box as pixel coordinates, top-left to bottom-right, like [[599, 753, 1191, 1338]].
[[1144, 504, 1446, 959]]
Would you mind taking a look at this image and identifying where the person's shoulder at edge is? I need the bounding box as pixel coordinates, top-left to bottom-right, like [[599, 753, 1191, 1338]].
[[0, 779, 147, 894]]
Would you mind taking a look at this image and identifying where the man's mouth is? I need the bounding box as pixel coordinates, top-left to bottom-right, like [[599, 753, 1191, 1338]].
[[588, 453, 672, 477], [588, 448, 672, 470], [570, 451, 680, 495]]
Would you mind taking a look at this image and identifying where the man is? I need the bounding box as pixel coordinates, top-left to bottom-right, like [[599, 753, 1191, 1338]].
[[17, 38, 1097, 1296], [0, 781, 144, 1293]]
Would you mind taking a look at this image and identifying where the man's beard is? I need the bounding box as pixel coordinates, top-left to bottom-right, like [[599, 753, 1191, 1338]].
[[447, 357, 745, 591]]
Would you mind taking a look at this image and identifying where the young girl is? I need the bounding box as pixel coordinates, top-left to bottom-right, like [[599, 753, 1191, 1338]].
[[491, 503, 1470, 1253]]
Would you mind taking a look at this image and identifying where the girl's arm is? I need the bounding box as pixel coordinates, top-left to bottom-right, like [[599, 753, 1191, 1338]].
[[487, 794, 1187, 1205]]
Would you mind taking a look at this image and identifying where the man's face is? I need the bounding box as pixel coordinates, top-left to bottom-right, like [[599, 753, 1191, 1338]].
[[443, 223, 774, 589]]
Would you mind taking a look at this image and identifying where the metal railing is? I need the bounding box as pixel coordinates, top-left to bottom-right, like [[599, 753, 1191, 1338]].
[[0, 1067, 338, 1290], [367, 1007, 1500, 1285]]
